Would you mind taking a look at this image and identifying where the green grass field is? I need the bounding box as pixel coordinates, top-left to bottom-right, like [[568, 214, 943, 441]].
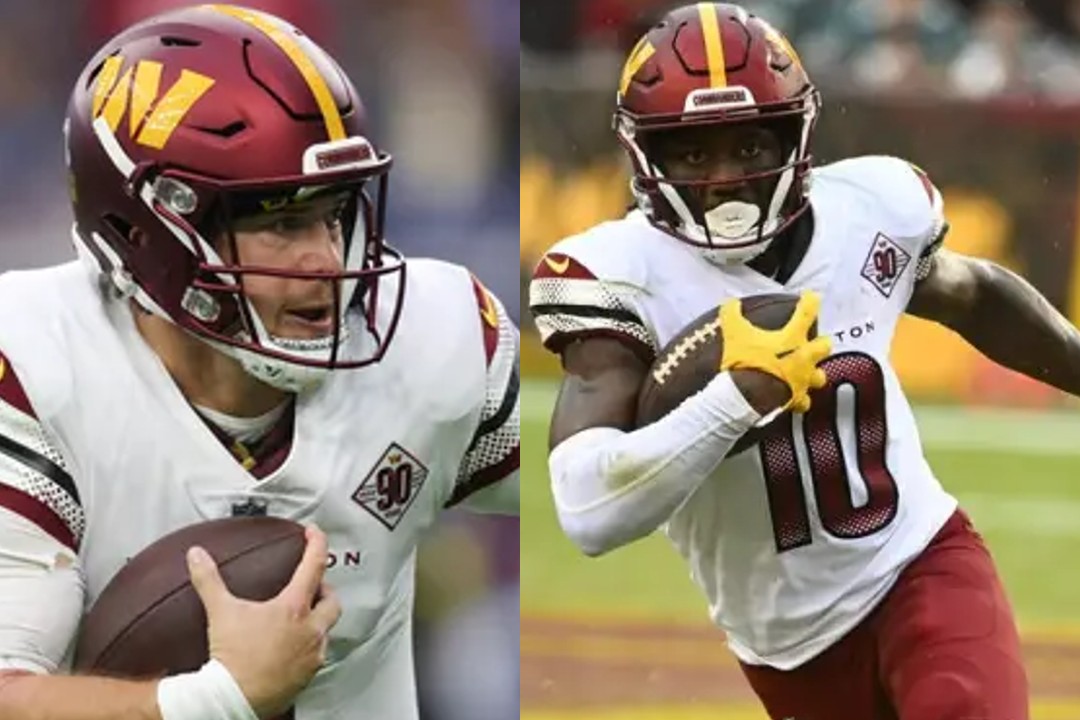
[[520, 379, 1080, 718]]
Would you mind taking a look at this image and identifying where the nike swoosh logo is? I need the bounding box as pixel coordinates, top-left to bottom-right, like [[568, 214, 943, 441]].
[[543, 255, 570, 274], [481, 298, 498, 329], [478, 286, 498, 329]]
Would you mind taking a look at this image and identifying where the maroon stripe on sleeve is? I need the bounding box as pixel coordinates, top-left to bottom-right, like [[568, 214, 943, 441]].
[[0, 353, 35, 418], [0, 485, 77, 551], [470, 275, 501, 365]]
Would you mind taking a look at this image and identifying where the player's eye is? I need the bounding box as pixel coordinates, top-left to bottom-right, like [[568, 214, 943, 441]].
[[683, 148, 709, 166], [739, 140, 762, 160], [270, 216, 310, 234], [270, 208, 340, 236], [324, 205, 345, 230]]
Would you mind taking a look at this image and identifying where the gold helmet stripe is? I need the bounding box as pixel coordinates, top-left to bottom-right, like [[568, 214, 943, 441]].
[[697, 3, 727, 88], [207, 4, 346, 141]]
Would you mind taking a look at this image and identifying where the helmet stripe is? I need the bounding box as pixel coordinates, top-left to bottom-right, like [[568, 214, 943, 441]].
[[619, 36, 656, 97], [207, 4, 346, 141], [697, 3, 727, 88]]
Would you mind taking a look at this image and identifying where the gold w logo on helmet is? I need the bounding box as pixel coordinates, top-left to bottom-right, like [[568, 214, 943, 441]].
[[91, 55, 215, 150]]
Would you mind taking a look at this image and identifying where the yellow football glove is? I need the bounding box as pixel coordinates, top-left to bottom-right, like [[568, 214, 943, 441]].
[[718, 291, 833, 413]]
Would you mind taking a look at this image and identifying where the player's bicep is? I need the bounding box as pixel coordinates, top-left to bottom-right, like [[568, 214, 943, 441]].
[[529, 253, 655, 449], [907, 248, 984, 327], [0, 506, 85, 674], [549, 336, 649, 450]]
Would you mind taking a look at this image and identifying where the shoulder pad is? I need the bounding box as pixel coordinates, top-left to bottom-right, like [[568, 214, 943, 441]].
[[528, 214, 657, 361], [815, 155, 945, 247]]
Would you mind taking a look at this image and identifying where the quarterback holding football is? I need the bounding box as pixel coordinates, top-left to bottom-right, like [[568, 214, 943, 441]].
[[529, 3, 1079, 718], [0, 5, 519, 720]]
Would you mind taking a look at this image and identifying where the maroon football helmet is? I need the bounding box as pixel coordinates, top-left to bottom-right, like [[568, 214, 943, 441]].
[[65, 4, 404, 391], [614, 3, 820, 264]]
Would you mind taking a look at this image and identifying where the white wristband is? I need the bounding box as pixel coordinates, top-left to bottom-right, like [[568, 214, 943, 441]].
[[157, 658, 259, 720]]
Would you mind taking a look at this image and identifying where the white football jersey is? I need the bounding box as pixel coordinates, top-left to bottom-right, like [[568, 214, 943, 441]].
[[530, 155, 958, 669], [0, 256, 519, 718]]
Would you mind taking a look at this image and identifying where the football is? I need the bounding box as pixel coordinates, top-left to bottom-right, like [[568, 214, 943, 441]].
[[635, 294, 809, 456], [74, 516, 306, 677]]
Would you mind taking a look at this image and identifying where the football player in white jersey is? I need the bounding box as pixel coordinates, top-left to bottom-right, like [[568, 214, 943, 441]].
[[529, 4, 1080, 719], [0, 5, 519, 720]]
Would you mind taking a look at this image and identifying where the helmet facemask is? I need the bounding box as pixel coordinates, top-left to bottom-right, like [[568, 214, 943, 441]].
[[616, 95, 818, 266], [187, 177, 404, 392]]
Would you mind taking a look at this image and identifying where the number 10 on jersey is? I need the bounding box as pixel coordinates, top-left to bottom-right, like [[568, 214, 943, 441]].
[[759, 351, 900, 553]]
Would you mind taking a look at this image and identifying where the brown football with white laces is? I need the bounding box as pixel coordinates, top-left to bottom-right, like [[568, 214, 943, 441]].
[[635, 293, 807, 456]]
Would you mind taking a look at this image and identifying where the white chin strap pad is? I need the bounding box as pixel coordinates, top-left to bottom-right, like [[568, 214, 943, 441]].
[[704, 201, 761, 240], [653, 171, 775, 266], [236, 350, 330, 393], [209, 334, 341, 394]]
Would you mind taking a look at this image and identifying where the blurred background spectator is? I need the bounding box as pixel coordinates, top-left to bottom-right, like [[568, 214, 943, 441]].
[[522, 0, 1080, 103], [520, 0, 1080, 409], [0, 2, 518, 719]]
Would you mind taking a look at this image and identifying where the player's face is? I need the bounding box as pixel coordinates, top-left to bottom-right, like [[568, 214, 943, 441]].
[[648, 122, 785, 212], [222, 193, 348, 340]]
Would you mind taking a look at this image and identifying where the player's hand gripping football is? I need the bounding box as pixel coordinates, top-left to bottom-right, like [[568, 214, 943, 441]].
[[187, 525, 342, 719], [719, 291, 832, 415]]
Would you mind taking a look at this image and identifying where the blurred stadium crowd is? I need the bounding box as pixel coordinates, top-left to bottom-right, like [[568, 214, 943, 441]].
[[0, 2, 518, 719], [524, 0, 1080, 101]]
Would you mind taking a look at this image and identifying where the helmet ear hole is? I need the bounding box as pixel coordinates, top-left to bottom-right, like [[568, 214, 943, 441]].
[[128, 228, 148, 250], [102, 214, 137, 248]]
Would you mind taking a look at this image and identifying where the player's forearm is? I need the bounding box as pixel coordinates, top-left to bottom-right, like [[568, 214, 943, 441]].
[[548, 372, 759, 556], [954, 261, 1080, 395], [0, 672, 161, 720]]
